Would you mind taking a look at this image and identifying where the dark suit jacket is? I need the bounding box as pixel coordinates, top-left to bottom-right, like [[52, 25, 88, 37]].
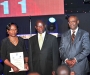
[[59, 29, 90, 75], [28, 33, 59, 75], [0, 63, 3, 74]]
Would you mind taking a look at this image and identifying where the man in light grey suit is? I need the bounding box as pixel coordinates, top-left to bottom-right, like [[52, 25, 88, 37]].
[[59, 15, 90, 75]]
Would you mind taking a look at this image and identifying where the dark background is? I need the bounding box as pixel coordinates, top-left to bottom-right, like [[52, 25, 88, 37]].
[[0, 0, 90, 59], [0, 0, 90, 74], [0, 12, 90, 41], [64, 0, 90, 14], [0, 0, 90, 41]]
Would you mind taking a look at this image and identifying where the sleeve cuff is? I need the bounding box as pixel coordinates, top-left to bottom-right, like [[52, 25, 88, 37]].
[[74, 57, 77, 62], [65, 58, 68, 64]]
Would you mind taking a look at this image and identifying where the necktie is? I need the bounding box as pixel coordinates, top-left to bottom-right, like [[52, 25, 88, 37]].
[[39, 34, 43, 50], [71, 31, 75, 43]]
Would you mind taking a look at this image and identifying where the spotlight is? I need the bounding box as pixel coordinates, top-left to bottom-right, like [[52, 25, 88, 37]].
[[49, 17, 56, 23], [47, 17, 58, 33], [47, 23, 56, 32]]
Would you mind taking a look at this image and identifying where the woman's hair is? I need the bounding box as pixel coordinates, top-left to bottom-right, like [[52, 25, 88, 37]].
[[6, 22, 18, 30]]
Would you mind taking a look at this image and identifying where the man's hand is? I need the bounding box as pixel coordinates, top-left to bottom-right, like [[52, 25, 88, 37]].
[[66, 60, 73, 67], [66, 59, 76, 67], [12, 66, 19, 73], [66, 58, 76, 68], [71, 58, 77, 67]]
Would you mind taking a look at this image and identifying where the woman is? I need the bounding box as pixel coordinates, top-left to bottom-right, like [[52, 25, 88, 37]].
[[1, 23, 29, 75]]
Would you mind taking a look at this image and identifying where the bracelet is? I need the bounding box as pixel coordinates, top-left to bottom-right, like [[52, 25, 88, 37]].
[[25, 62, 28, 64]]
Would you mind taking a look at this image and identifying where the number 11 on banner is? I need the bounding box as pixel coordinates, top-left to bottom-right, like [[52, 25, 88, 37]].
[[0, 1, 9, 14], [18, 0, 26, 13], [0, 0, 26, 14]]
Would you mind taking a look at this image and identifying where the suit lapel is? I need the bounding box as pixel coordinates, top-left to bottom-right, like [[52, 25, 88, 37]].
[[73, 29, 81, 44], [67, 30, 72, 44], [35, 34, 41, 51], [65, 30, 72, 54]]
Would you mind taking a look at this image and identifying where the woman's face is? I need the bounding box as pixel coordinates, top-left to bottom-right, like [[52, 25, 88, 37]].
[[7, 24, 18, 37]]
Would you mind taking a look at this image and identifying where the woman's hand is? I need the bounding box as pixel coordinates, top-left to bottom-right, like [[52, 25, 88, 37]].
[[4, 59, 19, 73], [24, 63, 29, 71], [12, 66, 19, 73]]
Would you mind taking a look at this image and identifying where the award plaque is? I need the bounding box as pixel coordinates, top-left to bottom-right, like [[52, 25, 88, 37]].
[[9, 52, 27, 72]]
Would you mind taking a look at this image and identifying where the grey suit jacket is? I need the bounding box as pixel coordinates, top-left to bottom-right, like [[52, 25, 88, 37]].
[[59, 28, 90, 75]]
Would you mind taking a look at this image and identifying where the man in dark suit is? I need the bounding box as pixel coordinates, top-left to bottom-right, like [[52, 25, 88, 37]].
[[28, 20, 59, 75], [59, 15, 90, 75]]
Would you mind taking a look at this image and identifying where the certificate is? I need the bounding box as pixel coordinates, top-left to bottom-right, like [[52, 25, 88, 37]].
[[9, 52, 27, 72]]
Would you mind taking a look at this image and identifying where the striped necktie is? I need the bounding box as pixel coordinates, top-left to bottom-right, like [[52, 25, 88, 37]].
[[71, 31, 75, 43]]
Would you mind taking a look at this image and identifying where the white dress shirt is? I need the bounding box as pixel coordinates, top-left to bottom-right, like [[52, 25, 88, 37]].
[[71, 27, 78, 36], [38, 31, 46, 41]]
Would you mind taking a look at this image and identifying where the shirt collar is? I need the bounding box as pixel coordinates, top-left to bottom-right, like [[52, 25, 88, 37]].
[[38, 31, 46, 40], [71, 27, 79, 35]]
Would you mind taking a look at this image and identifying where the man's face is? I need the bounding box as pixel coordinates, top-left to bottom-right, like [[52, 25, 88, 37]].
[[68, 16, 79, 30], [58, 69, 69, 75], [35, 22, 46, 34]]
